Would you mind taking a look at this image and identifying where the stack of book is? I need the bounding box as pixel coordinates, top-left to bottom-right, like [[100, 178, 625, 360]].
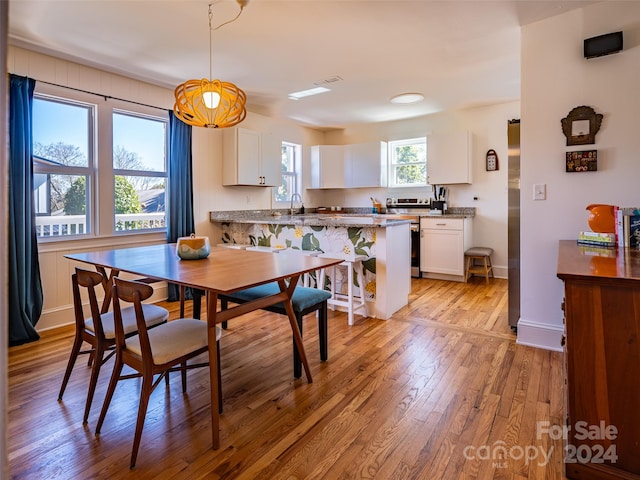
[[615, 207, 640, 247], [577, 231, 617, 247]]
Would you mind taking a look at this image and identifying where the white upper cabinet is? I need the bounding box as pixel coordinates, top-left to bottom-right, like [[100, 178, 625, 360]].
[[345, 141, 387, 188], [427, 131, 473, 185], [310, 145, 345, 189], [310, 141, 388, 189], [259, 130, 281, 186], [222, 127, 280, 186]]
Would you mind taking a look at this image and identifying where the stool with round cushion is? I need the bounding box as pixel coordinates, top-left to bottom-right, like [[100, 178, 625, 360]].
[[464, 247, 494, 284]]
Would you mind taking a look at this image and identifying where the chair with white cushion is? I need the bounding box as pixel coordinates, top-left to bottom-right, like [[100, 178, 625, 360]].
[[318, 253, 368, 325], [58, 268, 169, 424], [95, 276, 221, 469]]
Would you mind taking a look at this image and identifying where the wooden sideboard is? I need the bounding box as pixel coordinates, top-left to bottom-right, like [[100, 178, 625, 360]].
[[557, 240, 640, 479]]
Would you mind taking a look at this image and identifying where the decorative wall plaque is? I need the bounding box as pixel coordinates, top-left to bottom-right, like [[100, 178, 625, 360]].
[[566, 150, 597, 172], [561, 106, 603, 146]]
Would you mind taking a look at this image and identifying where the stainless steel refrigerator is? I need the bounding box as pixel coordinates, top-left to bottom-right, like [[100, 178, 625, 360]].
[[508, 119, 520, 330]]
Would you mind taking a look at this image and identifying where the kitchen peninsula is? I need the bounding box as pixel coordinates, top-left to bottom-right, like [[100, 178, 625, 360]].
[[209, 211, 411, 319]]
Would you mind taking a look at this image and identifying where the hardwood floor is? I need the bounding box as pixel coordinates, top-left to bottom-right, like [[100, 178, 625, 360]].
[[8, 277, 567, 479]]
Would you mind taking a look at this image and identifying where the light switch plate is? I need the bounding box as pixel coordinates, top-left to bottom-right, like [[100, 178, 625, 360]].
[[533, 184, 546, 200]]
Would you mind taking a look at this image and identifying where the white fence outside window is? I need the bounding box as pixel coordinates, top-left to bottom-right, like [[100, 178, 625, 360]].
[[35, 213, 165, 237]]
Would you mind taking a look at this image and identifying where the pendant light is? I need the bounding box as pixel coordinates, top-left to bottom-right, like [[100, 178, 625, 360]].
[[174, 1, 248, 128]]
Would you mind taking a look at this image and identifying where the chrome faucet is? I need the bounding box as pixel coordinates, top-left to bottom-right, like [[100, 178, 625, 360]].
[[290, 193, 302, 215]]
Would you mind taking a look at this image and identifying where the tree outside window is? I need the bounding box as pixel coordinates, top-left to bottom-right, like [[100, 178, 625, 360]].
[[388, 137, 427, 187]]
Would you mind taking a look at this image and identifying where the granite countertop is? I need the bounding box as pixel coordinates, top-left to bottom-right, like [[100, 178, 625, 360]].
[[209, 211, 412, 228], [210, 207, 475, 228]]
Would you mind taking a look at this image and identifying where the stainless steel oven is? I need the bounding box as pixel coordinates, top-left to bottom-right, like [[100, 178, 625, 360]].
[[409, 221, 420, 277], [386, 197, 433, 278]]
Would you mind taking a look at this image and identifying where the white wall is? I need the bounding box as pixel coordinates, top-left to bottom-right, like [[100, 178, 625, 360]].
[[519, 2, 640, 350], [321, 101, 520, 277]]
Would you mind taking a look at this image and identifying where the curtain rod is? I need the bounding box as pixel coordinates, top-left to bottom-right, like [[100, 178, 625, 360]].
[[36, 79, 169, 112]]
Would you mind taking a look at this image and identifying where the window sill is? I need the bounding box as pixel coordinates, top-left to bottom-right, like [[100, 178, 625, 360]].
[[37, 231, 168, 254]]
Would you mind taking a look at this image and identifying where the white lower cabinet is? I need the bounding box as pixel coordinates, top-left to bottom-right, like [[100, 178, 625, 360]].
[[420, 217, 472, 278]]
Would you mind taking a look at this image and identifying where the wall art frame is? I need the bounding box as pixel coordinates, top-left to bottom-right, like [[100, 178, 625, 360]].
[[561, 106, 603, 146], [566, 150, 597, 172]]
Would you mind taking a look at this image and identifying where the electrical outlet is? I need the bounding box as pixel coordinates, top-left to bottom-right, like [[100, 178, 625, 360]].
[[246, 195, 252, 205], [533, 184, 546, 201]]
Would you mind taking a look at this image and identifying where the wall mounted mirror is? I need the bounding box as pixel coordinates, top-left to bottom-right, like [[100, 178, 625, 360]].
[[561, 105, 603, 146]]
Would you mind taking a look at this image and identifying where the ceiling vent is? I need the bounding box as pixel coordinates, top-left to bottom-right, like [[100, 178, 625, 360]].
[[313, 76, 343, 86]]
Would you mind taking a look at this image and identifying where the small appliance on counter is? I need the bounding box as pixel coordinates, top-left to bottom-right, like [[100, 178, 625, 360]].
[[430, 201, 445, 215], [431, 185, 448, 214]]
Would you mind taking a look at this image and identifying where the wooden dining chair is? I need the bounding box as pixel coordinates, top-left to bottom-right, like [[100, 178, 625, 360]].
[[57, 268, 169, 424], [95, 276, 222, 469]]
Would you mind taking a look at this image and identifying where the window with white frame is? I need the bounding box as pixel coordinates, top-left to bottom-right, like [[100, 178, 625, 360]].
[[33, 96, 94, 237], [32, 91, 168, 239], [274, 141, 301, 203], [388, 137, 427, 187], [112, 111, 167, 232]]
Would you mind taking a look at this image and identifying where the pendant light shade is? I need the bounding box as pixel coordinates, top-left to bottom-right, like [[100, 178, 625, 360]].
[[173, 2, 248, 129], [174, 78, 246, 128]]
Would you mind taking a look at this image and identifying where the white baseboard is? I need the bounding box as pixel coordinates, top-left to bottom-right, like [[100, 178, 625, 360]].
[[420, 263, 508, 282], [493, 265, 507, 279], [516, 318, 564, 352]]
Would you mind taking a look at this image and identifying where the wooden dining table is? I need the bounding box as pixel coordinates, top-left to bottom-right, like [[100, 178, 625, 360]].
[[65, 243, 343, 449]]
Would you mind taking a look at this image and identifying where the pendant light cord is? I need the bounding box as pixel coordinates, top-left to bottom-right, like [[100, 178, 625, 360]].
[[212, 1, 247, 31], [209, 4, 213, 82], [207, 1, 247, 82]]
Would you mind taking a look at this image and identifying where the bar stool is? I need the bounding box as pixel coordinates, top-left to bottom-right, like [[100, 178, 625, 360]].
[[464, 247, 494, 284], [318, 253, 368, 325], [276, 249, 320, 287]]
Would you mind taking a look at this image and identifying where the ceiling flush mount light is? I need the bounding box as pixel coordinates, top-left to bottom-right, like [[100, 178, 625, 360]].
[[288, 86, 331, 100], [174, 0, 249, 128], [390, 93, 425, 104]]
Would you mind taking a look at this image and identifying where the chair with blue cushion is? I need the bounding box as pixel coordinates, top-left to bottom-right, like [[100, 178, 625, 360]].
[[219, 283, 331, 378]]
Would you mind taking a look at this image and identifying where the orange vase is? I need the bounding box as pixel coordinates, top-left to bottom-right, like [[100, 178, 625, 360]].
[[586, 204, 616, 233]]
